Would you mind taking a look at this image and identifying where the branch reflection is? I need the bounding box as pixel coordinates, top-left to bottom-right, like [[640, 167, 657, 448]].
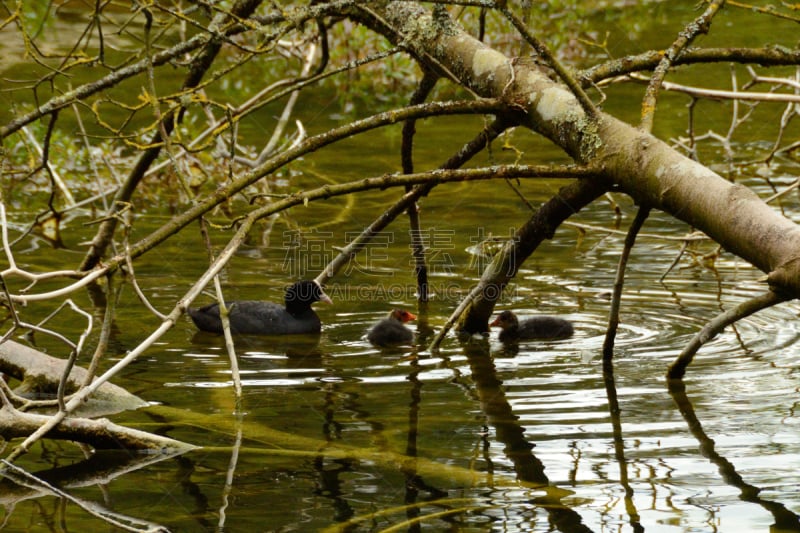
[[462, 339, 593, 533], [669, 380, 800, 531], [602, 357, 644, 532]]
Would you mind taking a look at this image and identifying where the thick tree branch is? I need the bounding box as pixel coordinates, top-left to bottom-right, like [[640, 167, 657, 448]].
[[361, 2, 800, 336], [0, 339, 145, 416], [452, 178, 607, 336], [0, 407, 195, 453]]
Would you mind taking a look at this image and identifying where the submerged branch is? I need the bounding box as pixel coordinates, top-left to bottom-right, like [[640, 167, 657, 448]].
[[667, 289, 791, 379], [602, 206, 651, 361], [1, 408, 196, 453]]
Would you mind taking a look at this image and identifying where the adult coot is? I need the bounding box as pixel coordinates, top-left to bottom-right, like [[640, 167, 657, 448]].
[[367, 309, 416, 347], [489, 310, 573, 342], [189, 280, 332, 335]]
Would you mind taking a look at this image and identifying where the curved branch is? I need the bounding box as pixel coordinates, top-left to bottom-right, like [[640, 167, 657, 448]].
[[667, 289, 791, 379], [123, 99, 510, 264], [7, 163, 592, 304]]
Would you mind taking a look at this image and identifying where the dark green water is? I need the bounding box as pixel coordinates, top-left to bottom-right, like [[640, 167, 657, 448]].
[[5, 162, 800, 531], [2, 3, 800, 533]]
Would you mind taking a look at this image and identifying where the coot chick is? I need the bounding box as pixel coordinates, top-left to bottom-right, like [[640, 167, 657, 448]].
[[490, 310, 573, 342], [367, 309, 416, 347], [189, 280, 332, 335]]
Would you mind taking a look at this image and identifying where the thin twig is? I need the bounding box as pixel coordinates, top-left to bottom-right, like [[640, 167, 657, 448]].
[[48, 300, 93, 411], [254, 42, 319, 165], [20, 124, 75, 206], [628, 73, 800, 103], [212, 274, 243, 409], [640, 0, 725, 132], [199, 217, 243, 409], [0, 1, 356, 140], [81, 271, 119, 388]]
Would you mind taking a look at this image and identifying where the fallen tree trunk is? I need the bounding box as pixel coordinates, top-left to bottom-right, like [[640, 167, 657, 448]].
[[356, 3, 800, 332]]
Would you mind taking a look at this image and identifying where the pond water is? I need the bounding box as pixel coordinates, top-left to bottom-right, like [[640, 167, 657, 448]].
[[6, 152, 800, 533], [3, 3, 800, 533]]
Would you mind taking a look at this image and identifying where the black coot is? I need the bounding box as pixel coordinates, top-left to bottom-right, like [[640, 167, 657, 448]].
[[367, 309, 416, 347], [489, 310, 573, 342], [189, 280, 332, 335]]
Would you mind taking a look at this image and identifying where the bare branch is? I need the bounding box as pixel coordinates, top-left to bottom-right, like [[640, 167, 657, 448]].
[[602, 206, 651, 360], [628, 73, 800, 103], [499, 5, 598, 118], [640, 0, 725, 132], [667, 289, 791, 379]]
